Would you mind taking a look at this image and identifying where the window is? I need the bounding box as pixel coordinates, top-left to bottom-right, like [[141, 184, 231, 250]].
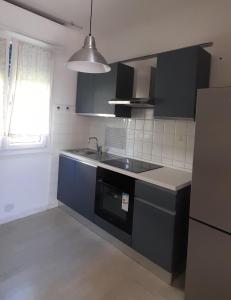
[[0, 38, 53, 151], [0, 39, 7, 142]]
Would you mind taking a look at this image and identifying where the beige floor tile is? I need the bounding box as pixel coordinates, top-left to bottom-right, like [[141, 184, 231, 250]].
[[0, 208, 184, 300]]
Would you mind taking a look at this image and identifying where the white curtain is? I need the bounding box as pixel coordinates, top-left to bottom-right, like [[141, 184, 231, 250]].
[[0, 39, 7, 137], [9, 41, 53, 137]]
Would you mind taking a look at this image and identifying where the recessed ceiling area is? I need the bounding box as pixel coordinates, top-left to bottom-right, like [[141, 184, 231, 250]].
[[2, 0, 202, 37]]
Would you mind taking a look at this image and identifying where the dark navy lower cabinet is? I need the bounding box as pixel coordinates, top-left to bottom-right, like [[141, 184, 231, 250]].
[[132, 197, 175, 272], [132, 180, 190, 274], [58, 156, 190, 274], [57, 155, 97, 222]]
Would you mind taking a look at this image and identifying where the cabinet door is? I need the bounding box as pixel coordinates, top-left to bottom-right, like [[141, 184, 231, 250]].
[[76, 73, 95, 114], [57, 156, 76, 210], [57, 156, 97, 222], [93, 64, 117, 115], [76, 63, 134, 117], [115, 63, 134, 99], [132, 197, 175, 272], [155, 47, 198, 119], [185, 220, 231, 300], [155, 46, 210, 119], [149, 67, 156, 101], [73, 159, 97, 221]]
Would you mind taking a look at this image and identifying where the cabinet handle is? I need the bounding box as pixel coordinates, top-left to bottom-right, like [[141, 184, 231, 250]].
[[135, 197, 176, 216]]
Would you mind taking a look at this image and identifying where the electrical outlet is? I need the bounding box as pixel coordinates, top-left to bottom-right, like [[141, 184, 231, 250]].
[[4, 204, 14, 212]]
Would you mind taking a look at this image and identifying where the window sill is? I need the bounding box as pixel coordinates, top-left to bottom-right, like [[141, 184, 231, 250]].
[[0, 136, 51, 157]]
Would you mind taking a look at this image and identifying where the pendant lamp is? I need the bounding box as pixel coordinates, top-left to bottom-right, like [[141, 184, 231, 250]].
[[67, 0, 111, 73]]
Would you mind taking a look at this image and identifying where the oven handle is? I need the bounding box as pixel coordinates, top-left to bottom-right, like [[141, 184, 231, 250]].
[[97, 179, 128, 195]]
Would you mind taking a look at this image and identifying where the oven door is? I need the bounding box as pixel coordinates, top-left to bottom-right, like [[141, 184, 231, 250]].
[[95, 180, 133, 233]]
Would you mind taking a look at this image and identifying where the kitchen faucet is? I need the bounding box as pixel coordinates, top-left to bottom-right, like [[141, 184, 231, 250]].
[[88, 137, 102, 154]]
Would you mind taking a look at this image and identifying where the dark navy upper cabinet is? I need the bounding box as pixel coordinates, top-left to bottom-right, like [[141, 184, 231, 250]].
[[76, 62, 134, 117], [154, 46, 211, 119], [132, 180, 190, 274], [75, 73, 95, 114], [57, 155, 97, 222]]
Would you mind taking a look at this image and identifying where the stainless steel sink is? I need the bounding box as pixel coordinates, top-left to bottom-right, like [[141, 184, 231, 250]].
[[85, 150, 96, 155], [69, 148, 97, 155], [66, 148, 119, 162]]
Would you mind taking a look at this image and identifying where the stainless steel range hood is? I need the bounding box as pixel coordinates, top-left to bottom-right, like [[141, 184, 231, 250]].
[[109, 58, 156, 108], [108, 98, 154, 108]]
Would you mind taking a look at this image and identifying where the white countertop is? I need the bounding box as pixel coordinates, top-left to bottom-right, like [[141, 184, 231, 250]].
[[60, 151, 192, 192]]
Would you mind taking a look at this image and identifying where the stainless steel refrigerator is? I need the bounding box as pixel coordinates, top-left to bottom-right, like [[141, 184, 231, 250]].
[[185, 87, 231, 300]]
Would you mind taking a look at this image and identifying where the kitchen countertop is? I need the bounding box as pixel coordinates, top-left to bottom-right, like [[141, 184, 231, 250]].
[[60, 150, 192, 192]]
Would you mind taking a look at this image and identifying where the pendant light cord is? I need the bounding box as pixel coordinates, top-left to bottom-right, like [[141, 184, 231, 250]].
[[89, 0, 93, 36]]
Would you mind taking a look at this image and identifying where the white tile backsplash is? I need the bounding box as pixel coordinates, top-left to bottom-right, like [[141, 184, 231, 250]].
[[135, 130, 144, 140], [173, 160, 185, 169], [153, 132, 163, 144], [163, 133, 175, 146], [127, 119, 135, 129], [154, 119, 164, 133], [187, 121, 196, 136], [135, 119, 144, 130], [152, 143, 162, 157], [126, 140, 134, 155], [187, 135, 195, 148], [164, 120, 176, 134], [175, 120, 188, 135], [105, 127, 126, 149], [184, 163, 193, 171], [88, 110, 195, 171], [143, 131, 153, 143], [142, 153, 152, 161], [162, 145, 174, 159], [143, 142, 152, 154], [174, 134, 187, 148], [127, 129, 135, 140], [186, 148, 194, 163], [134, 142, 143, 154], [162, 157, 173, 167], [152, 155, 162, 164], [174, 147, 186, 161], [144, 120, 153, 131]]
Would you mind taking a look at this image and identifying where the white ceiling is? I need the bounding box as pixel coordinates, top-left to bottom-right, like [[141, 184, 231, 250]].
[[7, 0, 192, 37]]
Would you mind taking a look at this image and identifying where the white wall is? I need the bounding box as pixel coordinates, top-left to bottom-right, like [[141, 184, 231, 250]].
[[0, 1, 90, 224], [0, 153, 50, 223]]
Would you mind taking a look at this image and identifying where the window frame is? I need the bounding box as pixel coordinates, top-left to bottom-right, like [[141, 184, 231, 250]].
[[2, 134, 49, 149], [0, 34, 54, 154]]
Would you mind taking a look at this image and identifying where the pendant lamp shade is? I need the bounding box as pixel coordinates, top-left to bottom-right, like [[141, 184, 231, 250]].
[[67, 0, 110, 73], [67, 35, 111, 73]]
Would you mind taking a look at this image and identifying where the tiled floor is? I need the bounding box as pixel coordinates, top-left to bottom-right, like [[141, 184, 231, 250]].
[[0, 208, 184, 300]]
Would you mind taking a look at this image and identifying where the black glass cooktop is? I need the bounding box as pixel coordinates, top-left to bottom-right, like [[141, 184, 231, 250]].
[[103, 157, 163, 173]]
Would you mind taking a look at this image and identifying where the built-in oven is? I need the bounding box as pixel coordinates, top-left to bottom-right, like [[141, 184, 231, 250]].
[[95, 167, 135, 234]]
